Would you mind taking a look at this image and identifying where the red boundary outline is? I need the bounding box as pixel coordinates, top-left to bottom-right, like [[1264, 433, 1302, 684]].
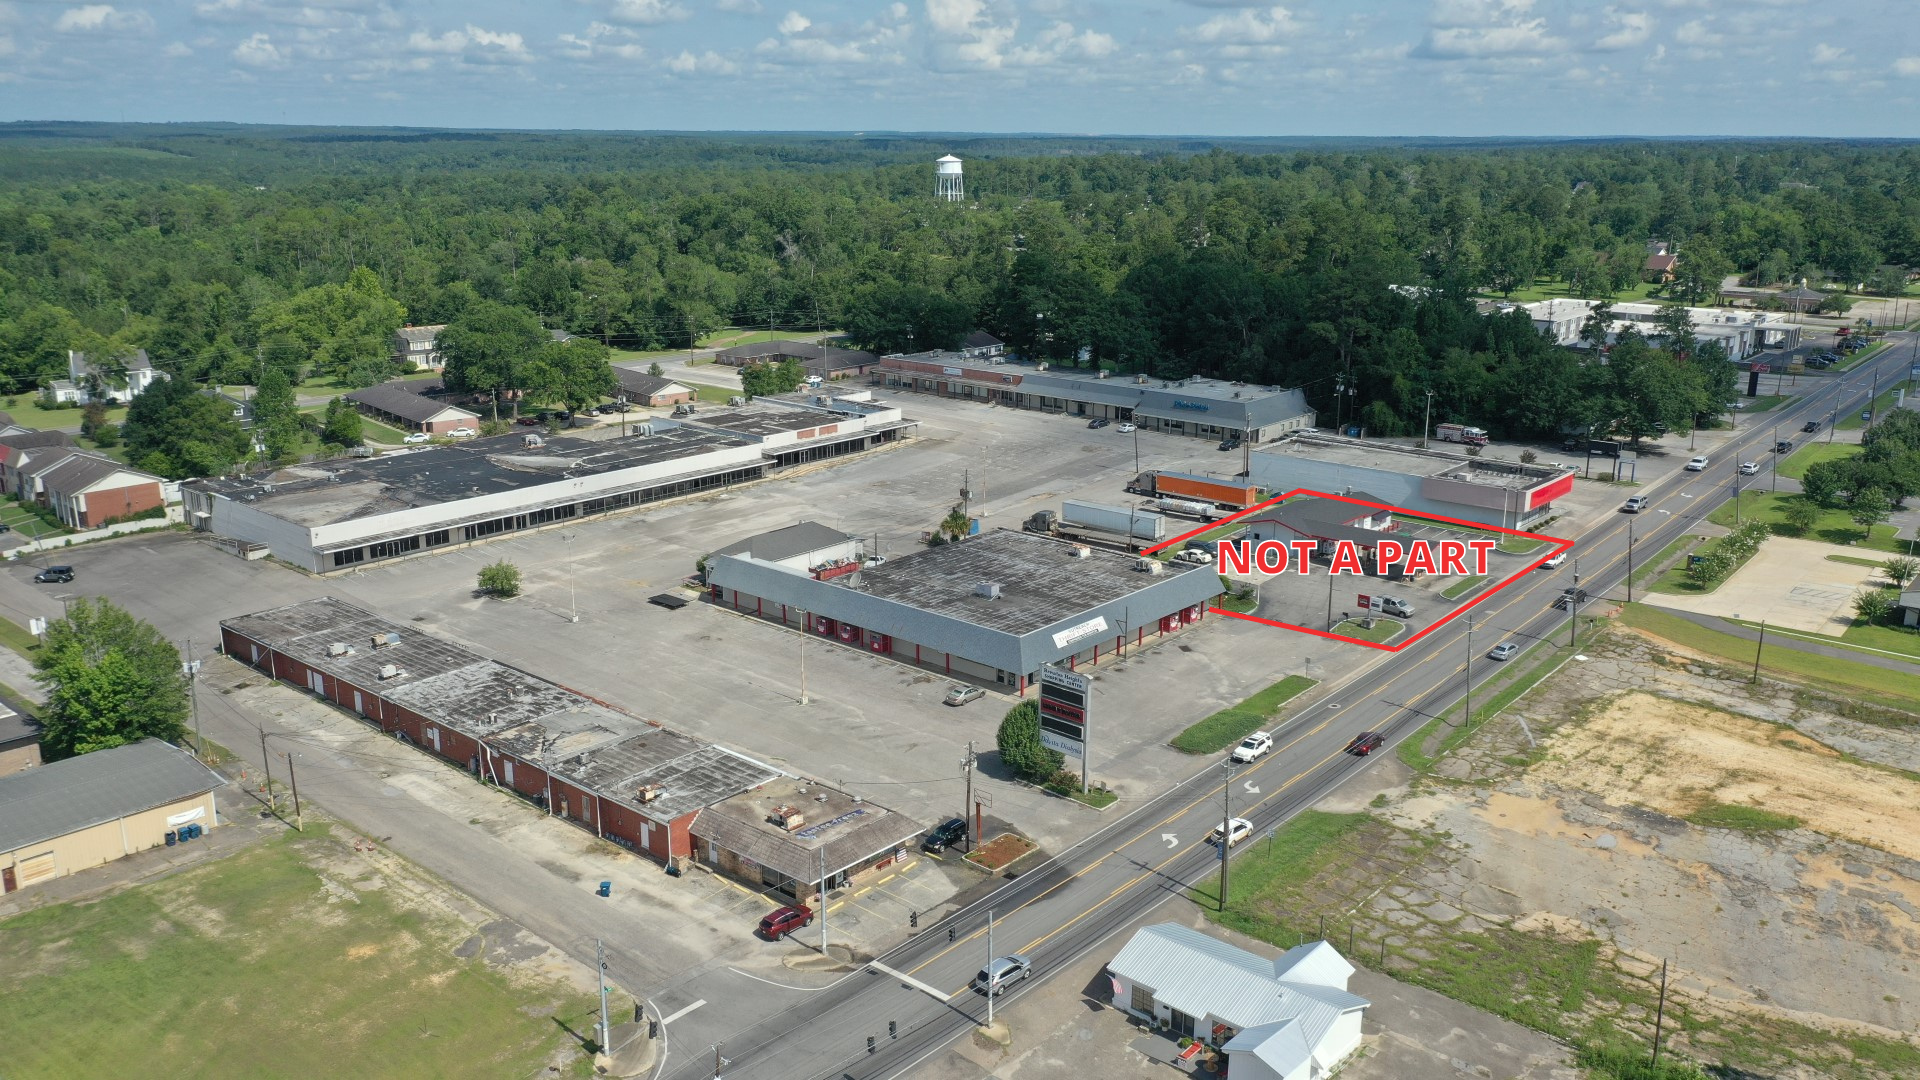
[[1143, 487, 1575, 652]]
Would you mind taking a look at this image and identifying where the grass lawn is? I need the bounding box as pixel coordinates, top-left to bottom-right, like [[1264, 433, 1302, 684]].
[[1837, 382, 1915, 430], [1685, 802, 1802, 831], [1440, 575, 1485, 600], [1332, 618, 1402, 643], [1634, 534, 1697, 594], [0, 829, 601, 1078], [1477, 278, 1666, 304], [1618, 603, 1920, 710], [1707, 491, 1903, 552], [1841, 621, 1920, 660], [1830, 340, 1890, 371], [1739, 393, 1788, 413], [1154, 521, 1244, 560], [0, 615, 42, 661], [681, 382, 743, 406], [3, 398, 124, 432], [1190, 809, 1369, 912], [0, 500, 69, 538], [1170, 674, 1317, 754], [1776, 441, 1856, 481]]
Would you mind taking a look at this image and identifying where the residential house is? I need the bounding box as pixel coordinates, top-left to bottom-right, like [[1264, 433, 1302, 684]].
[[1643, 242, 1678, 284], [712, 340, 882, 381], [613, 369, 697, 408], [0, 739, 224, 895], [393, 325, 448, 371], [50, 349, 165, 405], [0, 430, 78, 502], [958, 330, 1005, 360], [19, 450, 168, 529], [345, 381, 480, 435], [1106, 923, 1369, 1080]]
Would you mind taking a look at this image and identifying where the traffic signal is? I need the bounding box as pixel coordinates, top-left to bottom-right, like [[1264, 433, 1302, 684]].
[[867, 1036, 876, 1054], [648, 1019, 659, 1039], [889, 1021, 898, 1040], [947, 927, 956, 943], [910, 910, 918, 928]]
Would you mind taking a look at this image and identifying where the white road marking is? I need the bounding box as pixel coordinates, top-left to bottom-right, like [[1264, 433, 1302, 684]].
[[660, 998, 707, 1025], [871, 960, 955, 1002]]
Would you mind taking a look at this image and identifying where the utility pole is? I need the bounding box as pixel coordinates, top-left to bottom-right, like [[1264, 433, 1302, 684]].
[[1568, 558, 1580, 648], [1463, 617, 1475, 728], [259, 729, 276, 814], [962, 741, 976, 853], [711, 1044, 727, 1079], [285, 751, 303, 831], [596, 939, 611, 1055], [1625, 517, 1635, 603], [1751, 620, 1767, 683], [1218, 758, 1233, 912], [985, 909, 997, 1028], [797, 609, 809, 706], [1422, 389, 1434, 449], [1650, 958, 1670, 1067], [185, 639, 203, 761], [1770, 425, 1779, 493], [569, 559, 579, 623], [818, 846, 829, 955]]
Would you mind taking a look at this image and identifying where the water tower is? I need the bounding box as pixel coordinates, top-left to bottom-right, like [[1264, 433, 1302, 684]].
[[935, 154, 964, 202]]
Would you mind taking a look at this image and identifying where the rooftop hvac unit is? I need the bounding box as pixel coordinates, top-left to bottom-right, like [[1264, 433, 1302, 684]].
[[1070, 545, 1093, 559], [1137, 558, 1164, 575], [768, 805, 807, 831], [377, 663, 401, 681], [370, 631, 402, 649], [974, 581, 1003, 600], [327, 642, 352, 657], [635, 784, 661, 804]]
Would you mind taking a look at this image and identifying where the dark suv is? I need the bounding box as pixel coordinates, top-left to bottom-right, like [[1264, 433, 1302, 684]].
[[922, 817, 968, 853], [33, 565, 74, 584]]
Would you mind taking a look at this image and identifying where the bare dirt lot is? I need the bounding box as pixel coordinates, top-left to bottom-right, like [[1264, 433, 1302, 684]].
[[1220, 622, 1920, 1080]]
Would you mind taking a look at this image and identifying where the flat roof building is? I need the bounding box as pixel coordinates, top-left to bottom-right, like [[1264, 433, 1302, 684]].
[[184, 393, 912, 573], [1520, 298, 1800, 359], [693, 775, 925, 902], [713, 521, 863, 575], [712, 340, 882, 380], [1251, 434, 1573, 531], [878, 353, 1314, 444], [1, 739, 223, 895], [708, 528, 1222, 693]]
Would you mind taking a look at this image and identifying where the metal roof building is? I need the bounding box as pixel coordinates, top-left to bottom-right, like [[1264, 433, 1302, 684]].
[[1251, 433, 1574, 532], [1106, 923, 1369, 1080], [1, 739, 223, 895], [707, 528, 1222, 693]]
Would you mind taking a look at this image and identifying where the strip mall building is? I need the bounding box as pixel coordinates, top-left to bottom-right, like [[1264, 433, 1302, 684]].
[[1251, 434, 1574, 531]]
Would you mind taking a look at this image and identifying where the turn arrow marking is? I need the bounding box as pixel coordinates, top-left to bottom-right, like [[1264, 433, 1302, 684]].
[[1243, 779, 1261, 794], [1161, 833, 1177, 848]]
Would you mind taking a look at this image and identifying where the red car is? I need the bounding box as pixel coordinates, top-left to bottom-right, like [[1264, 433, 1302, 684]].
[[758, 905, 813, 940], [1345, 732, 1385, 756]]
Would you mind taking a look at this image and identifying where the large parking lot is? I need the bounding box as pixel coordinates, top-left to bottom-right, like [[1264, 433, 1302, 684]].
[[0, 394, 1368, 853]]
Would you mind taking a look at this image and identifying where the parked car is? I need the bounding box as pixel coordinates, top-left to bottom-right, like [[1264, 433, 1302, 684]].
[[1725, 401, 1744, 410], [1486, 642, 1520, 662], [1622, 496, 1650, 513], [863, 554, 887, 568], [1174, 548, 1213, 565], [943, 684, 985, 707], [1087, 418, 1110, 429], [1218, 437, 1241, 452], [1802, 420, 1821, 433], [447, 427, 477, 438], [757, 905, 813, 940], [517, 416, 542, 426], [34, 565, 74, 584], [973, 954, 1033, 995], [922, 817, 968, 853], [1773, 439, 1793, 454], [403, 432, 431, 444], [1540, 551, 1567, 570], [1738, 461, 1760, 475], [1685, 456, 1709, 471], [1230, 731, 1273, 763], [1208, 817, 1254, 847], [1116, 423, 1137, 433], [0, 524, 10, 535], [1344, 732, 1385, 756]]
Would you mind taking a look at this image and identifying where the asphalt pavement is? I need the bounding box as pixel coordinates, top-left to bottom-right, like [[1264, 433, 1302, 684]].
[[653, 331, 1920, 1080]]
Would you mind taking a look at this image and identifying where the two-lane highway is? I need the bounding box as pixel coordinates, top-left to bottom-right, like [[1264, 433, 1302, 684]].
[[660, 334, 1915, 1080]]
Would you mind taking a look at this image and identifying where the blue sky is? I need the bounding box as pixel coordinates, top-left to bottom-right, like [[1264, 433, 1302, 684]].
[[1, 0, 1916, 135]]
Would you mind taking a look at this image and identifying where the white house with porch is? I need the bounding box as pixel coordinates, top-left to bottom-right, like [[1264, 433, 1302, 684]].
[[1107, 923, 1368, 1080]]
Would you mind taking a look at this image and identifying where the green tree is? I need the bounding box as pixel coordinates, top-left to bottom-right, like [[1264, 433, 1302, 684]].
[[439, 301, 549, 419], [1672, 240, 1733, 305], [1782, 499, 1821, 535], [1852, 587, 1897, 625], [844, 282, 975, 354], [739, 358, 807, 397], [1881, 556, 1919, 589], [320, 395, 364, 448], [120, 376, 251, 479], [252, 365, 301, 460], [525, 337, 616, 412], [939, 507, 971, 540], [996, 700, 1063, 784], [478, 561, 521, 598], [647, 362, 664, 377], [254, 267, 407, 386], [1849, 487, 1892, 534], [33, 598, 189, 760]]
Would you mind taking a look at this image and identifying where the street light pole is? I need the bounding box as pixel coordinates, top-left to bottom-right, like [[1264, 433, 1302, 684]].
[[1463, 617, 1474, 728], [1567, 558, 1580, 648], [1218, 758, 1233, 912], [985, 909, 997, 1028], [1626, 517, 1635, 604], [1422, 389, 1434, 449]]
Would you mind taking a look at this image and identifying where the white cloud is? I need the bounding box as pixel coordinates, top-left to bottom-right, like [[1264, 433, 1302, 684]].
[[1593, 8, 1650, 50], [1415, 0, 1567, 59], [162, 40, 190, 56], [231, 30, 287, 67], [1672, 19, 1717, 45], [926, 0, 1014, 69], [1895, 56, 1920, 77], [603, 0, 686, 25], [193, 0, 377, 27], [778, 10, 809, 34], [1185, 6, 1298, 45], [664, 47, 739, 73], [557, 21, 646, 60], [53, 4, 154, 34], [1809, 42, 1846, 64], [755, 2, 910, 66], [715, 0, 761, 11], [1007, 21, 1115, 64], [407, 24, 534, 64]]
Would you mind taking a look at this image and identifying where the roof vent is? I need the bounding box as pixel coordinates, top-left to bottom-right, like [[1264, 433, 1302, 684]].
[[851, 795, 863, 804], [636, 784, 661, 804], [327, 642, 352, 657], [1070, 545, 1092, 559], [974, 581, 1003, 600], [768, 805, 807, 831], [370, 631, 402, 649], [378, 663, 401, 681], [1137, 558, 1164, 575]]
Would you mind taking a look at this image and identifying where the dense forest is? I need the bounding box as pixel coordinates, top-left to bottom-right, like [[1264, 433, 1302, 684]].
[[2, 125, 1916, 475]]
